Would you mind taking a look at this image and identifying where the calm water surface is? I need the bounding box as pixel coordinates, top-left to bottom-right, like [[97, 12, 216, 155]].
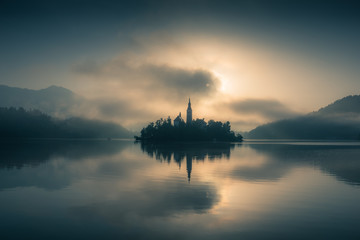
[[1, 139, 360, 239]]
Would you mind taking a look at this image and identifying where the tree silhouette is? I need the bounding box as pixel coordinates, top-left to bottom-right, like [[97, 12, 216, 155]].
[[139, 117, 242, 142], [0, 107, 130, 138]]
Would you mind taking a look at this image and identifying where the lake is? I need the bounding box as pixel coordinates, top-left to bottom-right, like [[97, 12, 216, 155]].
[[1, 139, 360, 239]]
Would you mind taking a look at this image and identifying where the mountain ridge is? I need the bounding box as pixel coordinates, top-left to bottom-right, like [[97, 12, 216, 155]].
[[314, 95, 360, 115], [0, 84, 80, 117], [247, 95, 360, 140], [0, 107, 132, 138], [0, 85, 133, 138]]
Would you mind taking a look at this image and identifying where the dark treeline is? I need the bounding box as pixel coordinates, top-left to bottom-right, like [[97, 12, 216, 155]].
[[248, 116, 360, 140], [0, 107, 131, 138], [139, 117, 243, 142], [247, 95, 360, 140]]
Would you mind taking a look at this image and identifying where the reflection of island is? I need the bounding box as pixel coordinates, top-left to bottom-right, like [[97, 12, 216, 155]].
[[246, 143, 360, 186], [139, 141, 237, 181], [135, 99, 243, 142]]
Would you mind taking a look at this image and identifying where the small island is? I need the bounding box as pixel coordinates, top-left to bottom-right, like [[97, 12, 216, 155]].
[[135, 99, 243, 142]]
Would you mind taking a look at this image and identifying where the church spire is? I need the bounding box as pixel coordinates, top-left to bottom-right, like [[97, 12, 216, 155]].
[[186, 98, 192, 125]]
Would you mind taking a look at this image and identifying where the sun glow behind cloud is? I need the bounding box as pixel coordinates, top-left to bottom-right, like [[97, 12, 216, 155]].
[[63, 33, 317, 130], [2, 0, 360, 132], [68, 32, 314, 130], [212, 71, 229, 93]]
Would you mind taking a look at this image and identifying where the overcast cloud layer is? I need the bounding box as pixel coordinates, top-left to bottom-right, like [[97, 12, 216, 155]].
[[1, 0, 360, 130]]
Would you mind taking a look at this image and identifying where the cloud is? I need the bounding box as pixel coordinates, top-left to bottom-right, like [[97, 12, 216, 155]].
[[70, 53, 222, 129], [94, 99, 157, 127], [204, 98, 301, 131], [228, 98, 299, 121], [95, 100, 147, 118], [72, 56, 220, 101], [143, 64, 219, 96], [72, 60, 103, 76], [230, 119, 264, 132]]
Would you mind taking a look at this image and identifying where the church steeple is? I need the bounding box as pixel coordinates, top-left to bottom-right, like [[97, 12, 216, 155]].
[[186, 98, 192, 125], [186, 154, 192, 182]]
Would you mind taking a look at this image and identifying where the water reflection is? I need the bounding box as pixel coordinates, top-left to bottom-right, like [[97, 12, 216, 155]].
[[139, 141, 360, 186], [0, 140, 360, 239], [0, 139, 129, 169], [246, 143, 360, 186], [139, 141, 237, 181], [0, 139, 131, 190]]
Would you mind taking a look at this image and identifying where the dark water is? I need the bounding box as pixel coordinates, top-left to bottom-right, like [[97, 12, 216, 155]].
[[1, 139, 360, 240]]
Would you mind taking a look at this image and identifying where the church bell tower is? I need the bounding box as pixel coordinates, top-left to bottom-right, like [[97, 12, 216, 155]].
[[186, 98, 192, 125]]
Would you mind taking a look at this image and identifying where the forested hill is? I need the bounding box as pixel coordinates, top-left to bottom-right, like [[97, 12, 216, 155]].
[[0, 107, 132, 139], [0, 85, 82, 117], [247, 95, 360, 140], [315, 95, 360, 115]]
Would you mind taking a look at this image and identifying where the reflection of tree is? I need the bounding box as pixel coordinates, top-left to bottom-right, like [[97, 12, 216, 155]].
[[0, 140, 129, 169], [0, 140, 131, 191], [139, 142, 237, 181], [248, 143, 360, 186]]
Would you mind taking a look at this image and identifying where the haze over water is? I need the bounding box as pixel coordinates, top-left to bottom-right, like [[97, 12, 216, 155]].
[[1, 140, 360, 239]]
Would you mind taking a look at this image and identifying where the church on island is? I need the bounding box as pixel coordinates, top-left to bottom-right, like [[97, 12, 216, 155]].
[[174, 98, 192, 127], [136, 98, 243, 142]]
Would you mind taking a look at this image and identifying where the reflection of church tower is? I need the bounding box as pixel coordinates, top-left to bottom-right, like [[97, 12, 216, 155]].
[[186, 154, 192, 182], [186, 98, 192, 125]]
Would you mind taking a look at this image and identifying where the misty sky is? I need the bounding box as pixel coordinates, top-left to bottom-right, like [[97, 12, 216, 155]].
[[1, 0, 360, 130]]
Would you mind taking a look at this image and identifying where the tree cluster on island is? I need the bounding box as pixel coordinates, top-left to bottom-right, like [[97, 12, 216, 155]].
[[137, 117, 243, 142]]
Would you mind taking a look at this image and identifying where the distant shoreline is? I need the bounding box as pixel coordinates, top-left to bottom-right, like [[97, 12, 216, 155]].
[[0, 137, 134, 142], [134, 136, 243, 143]]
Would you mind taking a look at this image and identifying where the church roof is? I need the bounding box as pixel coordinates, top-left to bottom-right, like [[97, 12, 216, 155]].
[[174, 115, 183, 121]]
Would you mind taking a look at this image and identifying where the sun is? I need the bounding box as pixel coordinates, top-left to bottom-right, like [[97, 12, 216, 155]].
[[212, 71, 229, 93]]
